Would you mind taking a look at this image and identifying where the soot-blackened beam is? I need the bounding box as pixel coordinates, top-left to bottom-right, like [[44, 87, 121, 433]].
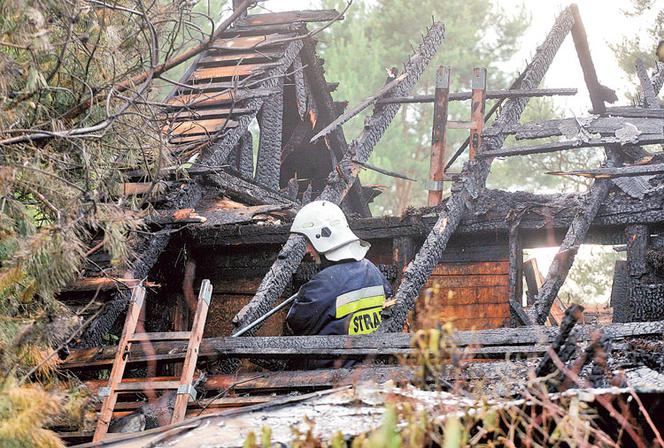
[[379, 7, 576, 333], [255, 79, 284, 190], [547, 163, 664, 179], [377, 88, 577, 104], [492, 116, 662, 141], [205, 41, 303, 168], [232, 23, 446, 341], [482, 134, 664, 158]]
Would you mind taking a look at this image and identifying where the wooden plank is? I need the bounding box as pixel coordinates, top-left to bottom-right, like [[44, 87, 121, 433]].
[[481, 134, 664, 158], [426, 275, 508, 288], [424, 286, 509, 306], [210, 34, 294, 51], [189, 63, 279, 81], [452, 317, 510, 330], [128, 332, 191, 342], [437, 302, 510, 319], [309, 72, 408, 143], [163, 118, 239, 137], [547, 163, 664, 179], [171, 280, 213, 424], [236, 10, 341, 27], [379, 88, 578, 105], [523, 258, 544, 306], [62, 277, 158, 292], [166, 89, 276, 108], [166, 107, 253, 122], [93, 286, 145, 442], [432, 262, 509, 276], [602, 106, 664, 118], [199, 51, 281, 66], [115, 380, 180, 391], [427, 66, 450, 206]]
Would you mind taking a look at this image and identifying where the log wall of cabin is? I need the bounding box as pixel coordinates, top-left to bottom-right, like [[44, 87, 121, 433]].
[[412, 239, 511, 331]]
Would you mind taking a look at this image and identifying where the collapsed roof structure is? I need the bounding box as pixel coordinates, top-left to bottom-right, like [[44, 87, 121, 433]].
[[53, 1, 664, 445]]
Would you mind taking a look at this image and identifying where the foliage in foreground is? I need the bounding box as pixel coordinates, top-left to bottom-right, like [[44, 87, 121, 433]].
[[0, 0, 230, 444]]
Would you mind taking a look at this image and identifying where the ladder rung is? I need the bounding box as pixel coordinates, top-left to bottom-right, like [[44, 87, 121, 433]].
[[447, 120, 477, 130], [115, 380, 181, 392], [128, 331, 191, 342]]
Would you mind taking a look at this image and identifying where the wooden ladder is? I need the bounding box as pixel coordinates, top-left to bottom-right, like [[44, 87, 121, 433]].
[[93, 279, 213, 442]]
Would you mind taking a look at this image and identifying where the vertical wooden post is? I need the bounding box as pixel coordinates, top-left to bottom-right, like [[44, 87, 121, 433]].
[[468, 67, 487, 160], [508, 227, 529, 325], [427, 66, 450, 207]]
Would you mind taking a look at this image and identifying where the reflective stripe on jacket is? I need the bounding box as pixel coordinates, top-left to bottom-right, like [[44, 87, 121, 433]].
[[286, 259, 393, 337]]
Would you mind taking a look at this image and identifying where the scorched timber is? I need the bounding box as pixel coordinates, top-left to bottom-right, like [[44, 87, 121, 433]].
[[185, 189, 664, 248], [492, 116, 663, 141], [231, 23, 446, 343], [547, 163, 664, 179], [479, 134, 664, 159], [377, 87, 577, 105], [379, 6, 576, 333], [62, 320, 664, 370]]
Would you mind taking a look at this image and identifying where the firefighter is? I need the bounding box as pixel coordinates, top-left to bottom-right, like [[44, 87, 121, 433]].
[[285, 201, 393, 344]]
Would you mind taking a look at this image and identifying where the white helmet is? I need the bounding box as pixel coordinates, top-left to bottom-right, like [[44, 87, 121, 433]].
[[290, 201, 369, 261]]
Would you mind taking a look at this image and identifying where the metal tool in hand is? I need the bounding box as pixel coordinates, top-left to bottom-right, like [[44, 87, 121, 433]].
[[231, 293, 298, 337]]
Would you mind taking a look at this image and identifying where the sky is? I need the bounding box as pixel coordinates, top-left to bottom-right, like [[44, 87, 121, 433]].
[[255, 0, 659, 115]]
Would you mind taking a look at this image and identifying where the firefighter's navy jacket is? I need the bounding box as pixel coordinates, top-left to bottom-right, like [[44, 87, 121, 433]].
[[286, 259, 393, 338]]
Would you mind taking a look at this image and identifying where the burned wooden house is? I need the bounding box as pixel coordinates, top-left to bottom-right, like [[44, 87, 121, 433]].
[[55, 2, 664, 445]]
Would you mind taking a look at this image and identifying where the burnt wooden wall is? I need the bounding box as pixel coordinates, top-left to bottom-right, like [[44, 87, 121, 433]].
[[412, 240, 511, 331]]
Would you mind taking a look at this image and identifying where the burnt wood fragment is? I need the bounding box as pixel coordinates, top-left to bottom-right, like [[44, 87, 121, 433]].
[[536, 304, 584, 378], [292, 56, 307, 120], [530, 5, 626, 325]]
